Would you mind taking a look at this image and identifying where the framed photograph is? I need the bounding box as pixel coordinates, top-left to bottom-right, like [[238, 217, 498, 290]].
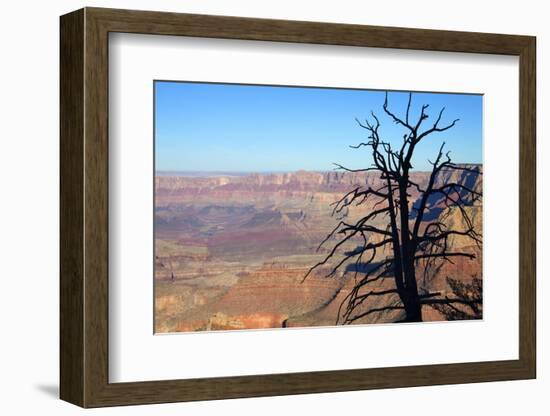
[[60, 7, 536, 408]]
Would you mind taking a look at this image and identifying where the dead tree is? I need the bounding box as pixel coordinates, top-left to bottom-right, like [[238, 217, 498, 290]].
[[305, 92, 482, 323]]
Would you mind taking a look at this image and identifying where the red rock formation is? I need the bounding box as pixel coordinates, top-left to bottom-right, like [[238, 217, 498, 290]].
[[154, 167, 483, 332]]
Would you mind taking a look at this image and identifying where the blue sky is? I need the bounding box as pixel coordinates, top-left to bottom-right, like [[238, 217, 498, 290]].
[[155, 81, 482, 172]]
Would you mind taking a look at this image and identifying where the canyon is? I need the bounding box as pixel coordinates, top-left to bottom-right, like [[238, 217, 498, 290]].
[[154, 167, 482, 333]]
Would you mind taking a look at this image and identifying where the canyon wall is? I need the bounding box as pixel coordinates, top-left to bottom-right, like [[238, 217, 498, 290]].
[[154, 166, 482, 332]]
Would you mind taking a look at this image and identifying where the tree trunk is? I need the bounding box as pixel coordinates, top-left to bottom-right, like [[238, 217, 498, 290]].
[[403, 296, 423, 322], [401, 264, 423, 322]]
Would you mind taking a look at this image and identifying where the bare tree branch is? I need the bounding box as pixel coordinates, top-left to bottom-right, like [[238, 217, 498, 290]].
[[304, 91, 482, 324]]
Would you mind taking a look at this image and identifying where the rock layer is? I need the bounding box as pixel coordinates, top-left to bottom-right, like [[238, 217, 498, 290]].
[[155, 167, 482, 332]]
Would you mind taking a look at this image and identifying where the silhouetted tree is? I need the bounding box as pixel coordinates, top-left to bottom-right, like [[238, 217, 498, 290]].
[[304, 92, 482, 323]]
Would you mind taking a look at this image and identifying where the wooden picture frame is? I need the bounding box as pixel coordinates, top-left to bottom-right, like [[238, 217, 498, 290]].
[[60, 7, 536, 408]]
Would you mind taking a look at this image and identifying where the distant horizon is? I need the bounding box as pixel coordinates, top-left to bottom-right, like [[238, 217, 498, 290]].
[[155, 82, 483, 172], [156, 164, 483, 177]]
